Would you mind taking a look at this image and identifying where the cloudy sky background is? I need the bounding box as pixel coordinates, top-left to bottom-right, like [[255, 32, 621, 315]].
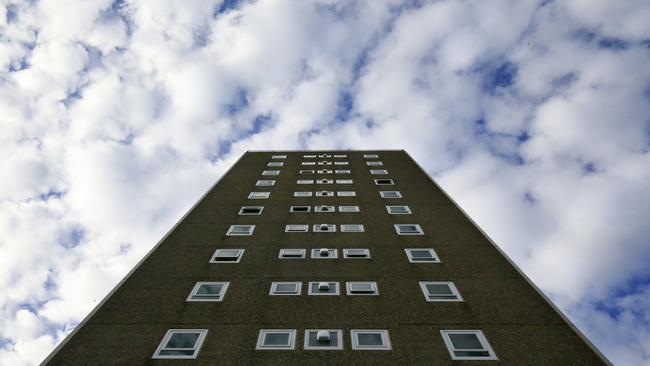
[[1, 0, 649, 364]]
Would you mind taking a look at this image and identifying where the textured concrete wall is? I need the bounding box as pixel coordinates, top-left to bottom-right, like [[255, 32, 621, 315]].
[[45, 150, 608, 365]]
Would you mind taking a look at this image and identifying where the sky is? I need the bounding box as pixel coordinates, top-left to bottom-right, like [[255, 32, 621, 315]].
[[0, 0, 649, 364]]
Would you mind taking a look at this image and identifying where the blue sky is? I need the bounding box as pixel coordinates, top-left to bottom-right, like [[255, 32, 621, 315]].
[[1, 0, 649, 364]]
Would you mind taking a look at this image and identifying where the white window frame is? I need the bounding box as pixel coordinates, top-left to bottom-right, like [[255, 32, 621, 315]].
[[315, 191, 334, 197], [318, 154, 331, 158], [334, 161, 349, 166], [248, 192, 270, 199], [337, 191, 356, 197], [303, 154, 317, 158], [313, 224, 336, 232], [317, 161, 332, 166], [343, 248, 370, 259], [267, 162, 284, 167], [374, 178, 395, 185], [299, 169, 315, 174], [370, 169, 389, 175], [350, 330, 391, 350], [366, 161, 383, 166], [335, 169, 350, 174], [239, 206, 264, 215], [333, 154, 347, 158], [405, 248, 440, 263], [285, 224, 309, 233], [152, 329, 208, 359], [293, 191, 313, 197], [297, 179, 314, 185], [363, 154, 379, 159], [314, 205, 335, 213], [386, 205, 411, 215], [269, 282, 302, 296], [302, 161, 316, 166], [290, 206, 311, 213], [346, 281, 379, 296], [271, 155, 286, 159], [256, 179, 276, 186], [303, 329, 343, 350], [316, 179, 333, 184], [440, 330, 497, 360], [379, 191, 402, 198], [308, 281, 340, 296], [339, 206, 360, 212], [210, 249, 245, 263], [311, 248, 338, 259], [317, 169, 333, 174], [226, 225, 255, 236], [419, 281, 463, 302], [256, 329, 297, 350], [186, 282, 230, 302], [335, 179, 353, 184], [279, 248, 306, 259], [395, 224, 424, 235], [340, 224, 364, 232], [262, 170, 280, 176]]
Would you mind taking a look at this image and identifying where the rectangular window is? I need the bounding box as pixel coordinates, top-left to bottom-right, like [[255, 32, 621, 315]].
[[316, 179, 333, 184], [256, 179, 276, 186], [363, 154, 379, 159], [314, 205, 335, 213], [370, 169, 388, 175], [334, 161, 349, 165], [340, 224, 364, 232], [374, 178, 394, 185], [335, 179, 353, 184], [335, 169, 350, 174], [343, 248, 370, 259], [308, 281, 340, 295], [270, 282, 302, 296], [346, 282, 379, 295], [303, 154, 317, 158], [152, 329, 208, 359], [339, 206, 360, 212], [299, 169, 315, 174], [386, 205, 411, 214], [248, 192, 270, 199], [351, 330, 391, 350], [420, 281, 462, 302], [379, 191, 401, 198], [262, 170, 280, 176], [317, 169, 333, 174], [267, 162, 284, 167], [395, 224, 424, 235], [313, 224, 336, 232], [210, 249, 244, 263], [297, 179, 314, 184], [304, 330, 343, 350], [226, 225, 255, 236], [318, 154, 331, 158], [333, 154, 347, 158], [405, 248, 440, 263], [302, 161, 316, 166], [337, 191, 356, 197], [290, 206, 311, 213], [187, 282, 229, 302], [279, 248, 306, 259], [315, 191, 334, 197], [271, 155, 286, 159], [239, 206, 263, 215], [256, 329, 297, 350], [366, 161, 383, 166], [285, 224, 309, 233], [317, 161, 332, 166], [293, 191, 313, 197], [440, 330, 497, 360], [311, 248, 338, 259]]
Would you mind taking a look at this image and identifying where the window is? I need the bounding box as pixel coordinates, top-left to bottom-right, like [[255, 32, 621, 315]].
[[370, 169, 388, 175], [270, 282, 302, 296], [346, 282, 379, 295], [152, 329, 207, 359], [262, 170, 280, 176], [300, 169, 315, 174], [333, 154, 347, 158], [302, 161, 316, 166], [290, 206, 311, 213], [248, 192, 270, 199], [256, 179, 276, 186], [419, 282, 462, 302], [226, 225, 255, 236], [334, 161, 348, 166], [363, 154, 379, 159], [315, 190, 334, 197], [256, 329, 296, 350], [267, 162, 284, 167], [285, 224, 309, 233], [239, 206, 263, 215], [308, 281, 340, 295], [294, 191, 313, 197], [335, 169, 350, 174], [395, 224, 424, 235], [343, 248, 370, 259], [405, 248, 439, 263], [337, 191, 356, 197], [187, 282, 229, 302], [339, 206, 360, 212], [336, 179, 353, 184], [374, 178, 394, 185], [303, 154, 317, 158], [318, 154, 331, 158], [311, 248, 338, 259], [351, 330, 391, 350], [366, 161, 383, 166], [440, 330, 497, 360], [314, 205, 335, 213], [316, 179, 333, 184], [317, 161, 332, 166], [279, 248, 306, 259], [210, 249, 244, 263], [313, 224, 336, 232], [297, 179, 314, 185], [340, 224, 364, 232], [386, 205, 411, 214], [271, 155, 286, 159], [379, 191, 401, 198], [317, 169, 333, 174], [304, 330, 343, 350]]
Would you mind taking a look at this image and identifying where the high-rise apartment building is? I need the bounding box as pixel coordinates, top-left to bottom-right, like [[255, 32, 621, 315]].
[[42, 150, 610, 365]]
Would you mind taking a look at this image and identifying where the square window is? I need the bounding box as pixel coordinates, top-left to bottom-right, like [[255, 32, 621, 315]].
[[340, 224, 364, 232], [317, 169, 333, 174], [302, 161, 316, 166], [187, 282, 229, 302], [294, 191, 313, 197], [299, 169, 315, 174], [256, 329, 296, 350], [210, 249, 244, 263], [297, 179, 314, 184], [405, 248, 440, 263], [420, 281, 462, 302], [316, 179, 333, 184], [303, 154, 317, 158], [336, 179, 353, 184], [379, 191, 402, 198], [343, 248, 370, 259], [290, 206, 311, 213], [315, 191, 334, 197], [363, 154, 379, 159], [311, 248, 338, 259], [334, 161, 349, 165], [152, 329, 208, 359], [285, 224, 309, 233], [314, 205, 335, 213], [370, 169, 388, 175], [313, 224, 336, 232], [386, 205, 411, 214], [317, 161, 332, 166], [308, 281, 340, 295], [346, 282, 379, 295], [248, 192, 270, 199], [239, 206, 263, 215], [441, 330, 497, 360], [395, 224, 424, 235], [337, 191, 356, 197], [271, 155, 286, 159], [339, 206, 360, 212], [366, 161, 383, 166], [351, 330, 391, 350], [267, 162, 284, 167], [304, 329, 343, 350], [270, 282, 302, 295], [262, 170, 280, 176], [226, 225, 255, 236], [279, 248, 306, 259], [256, 180, 276, 186], [335, 169, 351, 174], [333, 154, 347, 158], [374, 179, 394, 185]]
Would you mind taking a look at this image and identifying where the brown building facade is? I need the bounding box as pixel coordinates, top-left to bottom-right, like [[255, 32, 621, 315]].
[[43, 150, 610, 365]]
